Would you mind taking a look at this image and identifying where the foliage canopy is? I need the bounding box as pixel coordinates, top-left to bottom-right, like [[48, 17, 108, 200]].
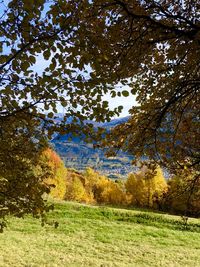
[[88, 0, 200, 174], [1, 0, 199, 169], [0, 0, 121, 222]]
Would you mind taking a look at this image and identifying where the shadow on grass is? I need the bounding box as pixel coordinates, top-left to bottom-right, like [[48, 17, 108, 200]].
[[54, 203, 200, 233], [116, 212, 200, 233]]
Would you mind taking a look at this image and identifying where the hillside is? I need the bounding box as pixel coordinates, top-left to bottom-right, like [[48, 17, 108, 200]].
[[51, 116, 136, 178], [1, 201, 200, 267]]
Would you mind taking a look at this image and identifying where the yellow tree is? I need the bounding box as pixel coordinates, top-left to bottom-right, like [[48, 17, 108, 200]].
[[65, 169, 89, 203], [83, 168, 126, 205], [126, 166, 167, 208], [81, 168, 110, 204], [100, 181, 126, 205], [83, 167, 101, 202], [68, 176, 88, 203]]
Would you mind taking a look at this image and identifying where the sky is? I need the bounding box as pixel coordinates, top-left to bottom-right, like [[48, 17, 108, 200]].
[[102, 88, 136, 118]]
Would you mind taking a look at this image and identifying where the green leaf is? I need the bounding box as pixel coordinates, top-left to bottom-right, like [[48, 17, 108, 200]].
[[43, 50, 51, 60], [48, 112, 54, 118], [122, 90, 129, 97], [131, 88, 137, 95]]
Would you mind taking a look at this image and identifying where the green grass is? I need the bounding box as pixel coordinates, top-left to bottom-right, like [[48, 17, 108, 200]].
[[0, 201, 200, 267]]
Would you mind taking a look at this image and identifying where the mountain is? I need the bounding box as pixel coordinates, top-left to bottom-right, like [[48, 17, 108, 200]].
[[51, 116, 137, 178]]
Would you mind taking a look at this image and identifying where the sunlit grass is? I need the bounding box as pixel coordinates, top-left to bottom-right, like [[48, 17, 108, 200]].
[[0, 201, 200, 267]]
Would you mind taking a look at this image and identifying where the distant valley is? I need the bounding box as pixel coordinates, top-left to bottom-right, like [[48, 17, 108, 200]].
[[51, 116, 137, 179]]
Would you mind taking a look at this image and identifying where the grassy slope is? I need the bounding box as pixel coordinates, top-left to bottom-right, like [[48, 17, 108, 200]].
[[0, 201, 200, 267]]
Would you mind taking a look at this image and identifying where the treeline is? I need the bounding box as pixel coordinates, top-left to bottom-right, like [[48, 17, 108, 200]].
[[44, 149, 200, 217]]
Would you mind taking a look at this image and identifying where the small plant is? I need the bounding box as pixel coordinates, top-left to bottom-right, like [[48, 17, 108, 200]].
[[181, 216, 189, 227]]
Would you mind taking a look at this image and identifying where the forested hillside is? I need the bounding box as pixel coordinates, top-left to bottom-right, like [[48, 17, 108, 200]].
[[51, 116, 136, 178]]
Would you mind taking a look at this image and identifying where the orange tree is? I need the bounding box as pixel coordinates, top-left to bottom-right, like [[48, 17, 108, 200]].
[[43, 148, 67, 200]]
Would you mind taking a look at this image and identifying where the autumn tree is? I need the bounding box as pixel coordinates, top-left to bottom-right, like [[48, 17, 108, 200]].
[[0, 116, 52, 231], [88, 0, 199, 202], [83, 167, 109, 203], [99, 180, 126, 205], [84, 168, 126, 205], [0, 0, 121, 222], [43, 148, 67, 200], [75, 0, 199, 174], [163, 170, 200, 216], [0, 0, 121, 127], [125, 165, 167, 208], [64, 167, 126, 205], [65, 169, 90, 203]]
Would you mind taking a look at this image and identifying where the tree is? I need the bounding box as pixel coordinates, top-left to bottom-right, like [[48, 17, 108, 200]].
[[65, 169, 90, 203], [0, 115, 52, 231], [86, 0, 199, 195], [64, 167, 126, 205], [67, 176, 88, 203], [125, 165, 167, 208], [100, 180, 126, 205], [0, 0, 121, 222], [43, 148, 67, 200], [163, 170, 200, 217], [83, 167, 126, 205], [65, 0, 199, 174]]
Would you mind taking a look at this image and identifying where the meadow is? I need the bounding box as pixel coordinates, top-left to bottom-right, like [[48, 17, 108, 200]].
[[0, 201, 200, 267]]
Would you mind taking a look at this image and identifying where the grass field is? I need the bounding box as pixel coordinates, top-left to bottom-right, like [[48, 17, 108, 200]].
[[0, 201, 200, 267]]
